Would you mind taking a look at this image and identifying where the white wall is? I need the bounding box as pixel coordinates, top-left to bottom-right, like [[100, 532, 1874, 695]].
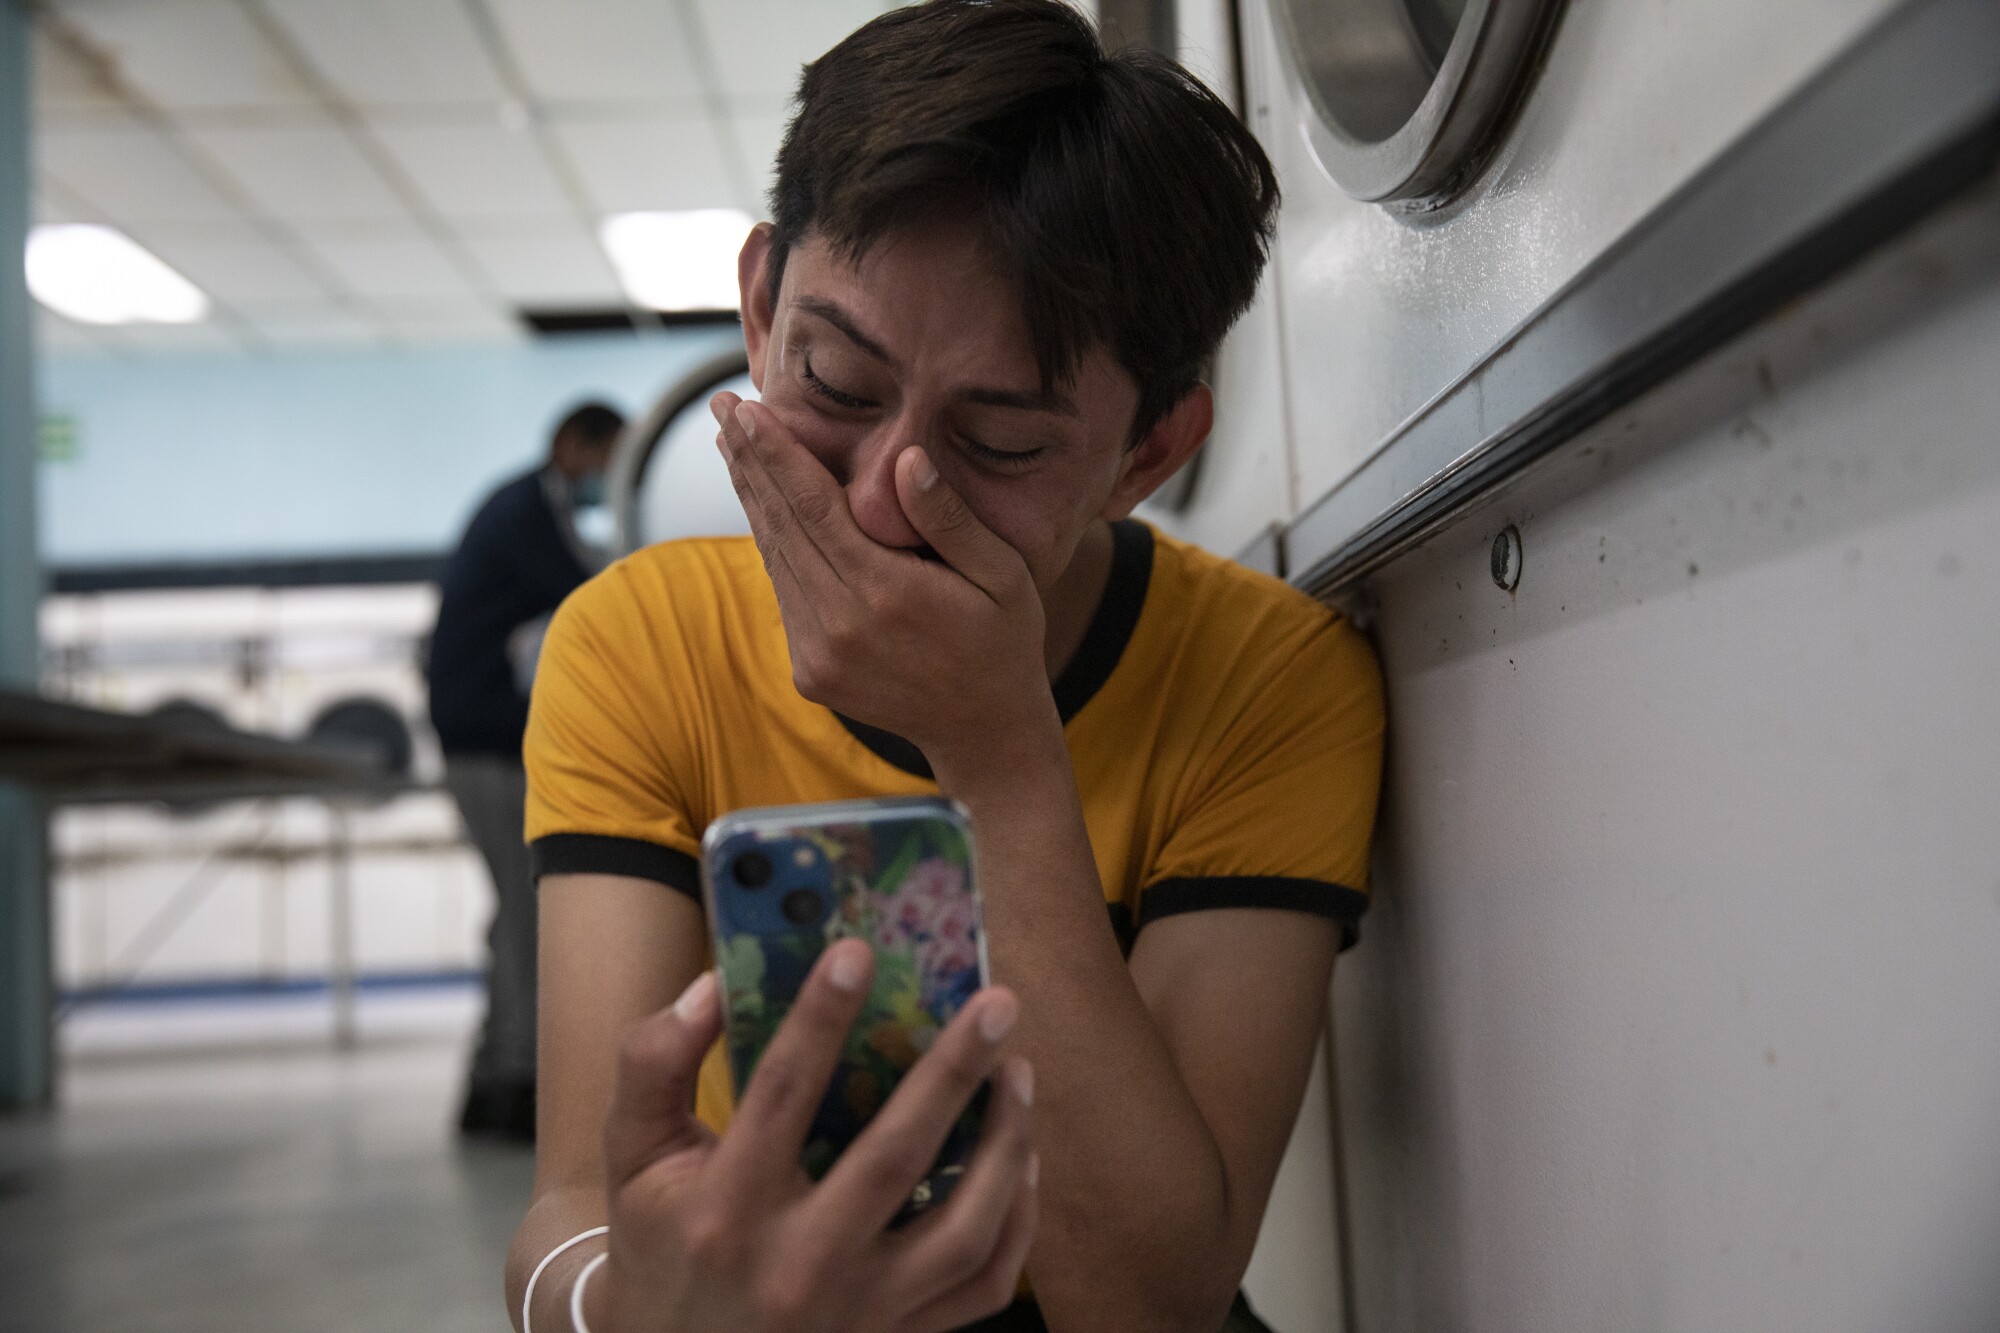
[[36, 327, 741, 566]]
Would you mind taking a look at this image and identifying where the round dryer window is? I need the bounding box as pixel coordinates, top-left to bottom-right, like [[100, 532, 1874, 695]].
[[1271, 0, 1562, 207], [606, 347, 756, 557]]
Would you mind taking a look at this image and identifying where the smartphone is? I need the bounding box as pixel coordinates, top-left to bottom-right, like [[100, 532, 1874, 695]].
[[700, 795, 989, 1221]]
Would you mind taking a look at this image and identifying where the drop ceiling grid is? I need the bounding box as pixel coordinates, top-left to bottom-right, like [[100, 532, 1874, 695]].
[[481, 0, 707, 102], [548, 114, 740, 215], [143, 222, 332, 305], [36, 3, 390, 350], [40, 117, 256, 226], [52, 0, 320, 113], [237, 0, 521, 329], [456, 231, 625, 304], [367, 120, 578, 223], [183, 119, 416, 224], [299, 228, 483, 302], [262, 0, 511, 107], [689, 0, 896, 102], [31, 0, 918, 353]]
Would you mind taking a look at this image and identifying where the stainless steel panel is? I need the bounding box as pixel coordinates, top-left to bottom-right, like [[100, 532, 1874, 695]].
[[1281, 0, 2000, 595]]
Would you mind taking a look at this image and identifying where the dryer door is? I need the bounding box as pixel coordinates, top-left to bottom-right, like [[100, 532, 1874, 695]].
[[608, 350, 756, 556], [1270, 0, 1561, 206]]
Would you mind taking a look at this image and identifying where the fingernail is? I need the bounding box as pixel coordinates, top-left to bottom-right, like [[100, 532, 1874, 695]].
[[978, 991, 1019, 1044], [827, 943, 869, 993], [910, 448, 938, 489], [734, 402, 757, 440], [1011, 1061, 1034, 1108], [1026, 1152, 1040, 1190], [674, 970, 716, 1022]]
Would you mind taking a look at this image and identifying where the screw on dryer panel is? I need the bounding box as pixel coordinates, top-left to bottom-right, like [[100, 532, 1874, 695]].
[[1491, 525, 1523, 591]]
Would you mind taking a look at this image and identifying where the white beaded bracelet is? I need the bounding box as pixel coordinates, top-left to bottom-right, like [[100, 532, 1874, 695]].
[[521, 1226, 608, 1333], [570, 1251, 610, 1333]]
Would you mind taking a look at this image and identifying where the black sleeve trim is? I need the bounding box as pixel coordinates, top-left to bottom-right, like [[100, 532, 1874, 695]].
[[951, 1298, 1048, 1332], [1139, 876, 1370, 952], [530, 833, 703, 903], [1106, 901, 1138, 958], [835, 711, 933, 780]]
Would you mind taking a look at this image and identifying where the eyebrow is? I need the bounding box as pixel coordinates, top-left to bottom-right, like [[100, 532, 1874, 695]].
[[795, 295, 1080, 419], [796, 297, 897, 368]]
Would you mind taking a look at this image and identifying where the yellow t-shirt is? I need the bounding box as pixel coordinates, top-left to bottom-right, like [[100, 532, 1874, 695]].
[[524, 519, 1384, 1133]]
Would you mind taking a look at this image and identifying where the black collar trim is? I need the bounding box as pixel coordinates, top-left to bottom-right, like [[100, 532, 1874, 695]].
[[837, 519, 1156, 780]]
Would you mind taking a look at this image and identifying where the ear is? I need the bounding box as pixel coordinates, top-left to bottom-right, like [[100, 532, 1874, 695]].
[[737, 223, 780, 395], [1100, 383, 1214, 521], [548, 431, 578, 478]]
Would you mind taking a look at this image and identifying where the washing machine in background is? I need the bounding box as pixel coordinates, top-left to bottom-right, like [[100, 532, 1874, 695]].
[[39, 581, 485, 1012]]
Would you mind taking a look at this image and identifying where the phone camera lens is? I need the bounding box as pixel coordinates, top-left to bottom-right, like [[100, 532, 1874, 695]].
[[780, 889, 824, 926], [733, 851, 773, 889]]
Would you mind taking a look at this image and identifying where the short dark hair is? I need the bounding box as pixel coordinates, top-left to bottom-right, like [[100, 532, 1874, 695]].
[[550, 401, 625, 453], [769, 0, 1279, 442]]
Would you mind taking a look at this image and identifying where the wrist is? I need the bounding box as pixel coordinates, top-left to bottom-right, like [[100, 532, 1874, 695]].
[[522, 1226, 608, 1333], [572, 1251, 610, 1332], [925, 705, 1071, 806]]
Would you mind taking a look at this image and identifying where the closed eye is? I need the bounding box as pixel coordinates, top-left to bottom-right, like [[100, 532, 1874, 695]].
[[958, 433, 1045, 470], [802, 355, 877, 410]]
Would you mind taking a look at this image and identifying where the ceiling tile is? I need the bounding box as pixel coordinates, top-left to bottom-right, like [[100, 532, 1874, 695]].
[[371, 120, 573, 220], [139, 222, 332, 305], [52, 0, 318, 112], [186, 119, 411, 223], [551, 114, 738, 214], [236, 303, 384, 346], [690, 0, 890, 101], [263, 0, 507, 107], [40, 118, 248, 224], [33, 25, 126, 119], [373, 299, 522, 344], [484, 0, 702, 102], [455, 226, 624, 304], [33, 183, 94, 226], [300, 224, 481, 301]]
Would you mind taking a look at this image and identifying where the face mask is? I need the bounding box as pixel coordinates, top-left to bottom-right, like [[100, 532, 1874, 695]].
[[571, 472, 607, 508]]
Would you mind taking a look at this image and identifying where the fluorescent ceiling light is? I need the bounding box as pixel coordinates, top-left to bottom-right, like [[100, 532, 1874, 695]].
[[26, 224, 210, 325], [599, 209, 754, 313]]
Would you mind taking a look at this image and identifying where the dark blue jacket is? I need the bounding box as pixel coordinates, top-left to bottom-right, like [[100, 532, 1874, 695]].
[[427, 467, 591, 757]]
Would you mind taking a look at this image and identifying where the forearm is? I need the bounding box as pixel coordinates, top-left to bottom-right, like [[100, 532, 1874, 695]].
[[508, 1184, 608, 1332], [931, 728, 1243, 1332]]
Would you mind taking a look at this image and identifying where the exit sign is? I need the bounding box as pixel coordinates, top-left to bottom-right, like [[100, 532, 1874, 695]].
[[38, 413, 78, 463]]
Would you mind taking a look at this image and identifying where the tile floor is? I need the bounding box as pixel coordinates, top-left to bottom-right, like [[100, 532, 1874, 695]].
[[0, 988, 533, 1333]]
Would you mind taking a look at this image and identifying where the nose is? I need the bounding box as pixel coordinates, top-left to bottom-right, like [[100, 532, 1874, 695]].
[[839, 424, 926, 550]]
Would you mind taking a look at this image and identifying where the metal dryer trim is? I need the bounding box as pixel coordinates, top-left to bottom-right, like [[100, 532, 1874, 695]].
[[1282, 0, 2000, 598]]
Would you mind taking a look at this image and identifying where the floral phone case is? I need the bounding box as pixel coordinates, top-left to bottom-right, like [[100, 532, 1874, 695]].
[[700, 796, 989, 1221]]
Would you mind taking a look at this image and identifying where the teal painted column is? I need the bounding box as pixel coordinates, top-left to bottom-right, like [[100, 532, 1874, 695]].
[[0, 0, 51, 1109]]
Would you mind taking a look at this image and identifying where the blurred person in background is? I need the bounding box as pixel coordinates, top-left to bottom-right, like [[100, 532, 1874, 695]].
[[427, 400, 625, 1142]]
